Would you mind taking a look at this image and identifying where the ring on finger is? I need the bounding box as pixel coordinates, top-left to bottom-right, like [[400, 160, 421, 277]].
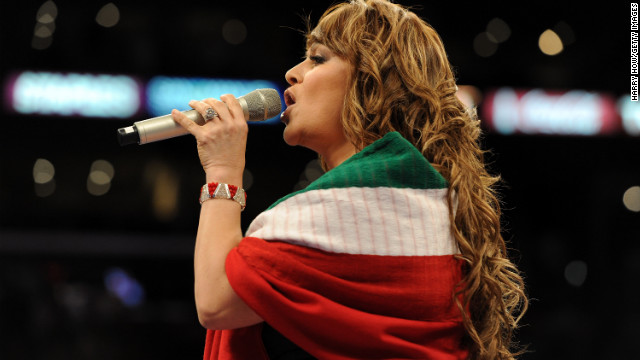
[[204, 107, 217, 121]]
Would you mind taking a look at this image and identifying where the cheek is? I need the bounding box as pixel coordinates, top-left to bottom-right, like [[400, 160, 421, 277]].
[[326, 90, 347, 132], [308, 80, 346, 117], [325, 101, 344, 132]]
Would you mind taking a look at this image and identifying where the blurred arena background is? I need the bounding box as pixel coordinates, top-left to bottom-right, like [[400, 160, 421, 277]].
[[0, 1, 635, 359]]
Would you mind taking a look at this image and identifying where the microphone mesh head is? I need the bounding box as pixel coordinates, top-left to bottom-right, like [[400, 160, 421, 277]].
[[243, 88, 282, 121]]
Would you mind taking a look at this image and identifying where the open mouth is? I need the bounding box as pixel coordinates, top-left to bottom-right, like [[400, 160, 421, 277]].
[[281, 89, 296, 124], [284, 89, 296, 107]]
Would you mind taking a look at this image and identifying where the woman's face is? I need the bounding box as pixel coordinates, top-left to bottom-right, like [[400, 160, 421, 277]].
[[282, 43, 356, 169]]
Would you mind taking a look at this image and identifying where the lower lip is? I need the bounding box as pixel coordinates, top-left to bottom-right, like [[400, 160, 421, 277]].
[[281, 107, 292, 124]]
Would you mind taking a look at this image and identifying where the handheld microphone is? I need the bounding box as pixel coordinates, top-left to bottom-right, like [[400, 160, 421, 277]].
[[117, 88, 282, 146]]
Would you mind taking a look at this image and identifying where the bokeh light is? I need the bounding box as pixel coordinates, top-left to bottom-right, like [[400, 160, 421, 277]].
[[539, 29, 564, 55], [486, 18, 511, 43], [96, 3, 120, 28], [473, 32, 498, 57], [87, 160, 115, 196], [222, 19, 247, 45], [623, 186, 640, 212], [564, 260, 588, 287]]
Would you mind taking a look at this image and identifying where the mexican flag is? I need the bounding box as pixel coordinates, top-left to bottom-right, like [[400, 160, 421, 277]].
[[204, 132, 469, 359]]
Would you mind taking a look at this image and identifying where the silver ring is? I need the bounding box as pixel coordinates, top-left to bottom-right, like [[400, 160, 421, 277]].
[[204, 107, 217, 121]]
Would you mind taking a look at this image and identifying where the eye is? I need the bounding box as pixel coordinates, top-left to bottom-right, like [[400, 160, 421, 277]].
[[309, 55, 326, 65]]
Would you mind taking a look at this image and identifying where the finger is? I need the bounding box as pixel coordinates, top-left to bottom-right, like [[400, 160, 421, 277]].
[[188, 100, 219, 122], [219, 94, 245, 123], [171, 109, 202, 135], [202, 98, 232, 121]]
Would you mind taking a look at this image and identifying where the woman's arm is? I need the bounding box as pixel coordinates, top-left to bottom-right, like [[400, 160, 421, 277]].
[[193, 191, 262, 330], [172, 94, 263, 330]]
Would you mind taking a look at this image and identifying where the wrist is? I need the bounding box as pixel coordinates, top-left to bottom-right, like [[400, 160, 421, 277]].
[[205, 168, 244, 186]]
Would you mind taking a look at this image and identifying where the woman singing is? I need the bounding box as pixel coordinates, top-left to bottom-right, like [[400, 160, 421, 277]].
[[172, 0, 528, 359]]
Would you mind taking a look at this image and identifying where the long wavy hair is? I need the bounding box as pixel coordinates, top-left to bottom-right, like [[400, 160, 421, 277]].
[[306, 1, 528, 358]]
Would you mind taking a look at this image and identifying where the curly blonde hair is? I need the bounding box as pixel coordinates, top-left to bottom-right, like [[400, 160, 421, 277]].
[[306, 1, 528, 358]]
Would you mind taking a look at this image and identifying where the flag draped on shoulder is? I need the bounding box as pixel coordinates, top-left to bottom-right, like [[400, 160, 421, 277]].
[[204, 132, 469, 360]]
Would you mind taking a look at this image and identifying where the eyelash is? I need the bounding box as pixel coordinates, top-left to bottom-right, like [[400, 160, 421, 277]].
[[309, 55, 326, 64]]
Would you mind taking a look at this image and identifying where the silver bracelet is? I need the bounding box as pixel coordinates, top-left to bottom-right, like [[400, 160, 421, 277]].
[[199, 182, 246, 211]]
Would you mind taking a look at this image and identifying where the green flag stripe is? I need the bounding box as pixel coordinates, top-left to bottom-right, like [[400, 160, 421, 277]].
[[269, 132, 447, 210]]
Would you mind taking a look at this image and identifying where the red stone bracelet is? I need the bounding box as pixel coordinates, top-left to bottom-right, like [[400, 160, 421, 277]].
[[199, 182, 246, 211]]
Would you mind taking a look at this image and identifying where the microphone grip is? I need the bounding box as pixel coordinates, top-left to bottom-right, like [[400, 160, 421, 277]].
[[117, 91, 275, 146]]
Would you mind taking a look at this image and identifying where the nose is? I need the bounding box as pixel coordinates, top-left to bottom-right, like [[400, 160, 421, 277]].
[[285, 61, 304, 85]]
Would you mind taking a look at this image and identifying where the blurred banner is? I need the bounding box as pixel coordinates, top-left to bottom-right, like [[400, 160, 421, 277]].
[[6, 71, 143, 118], [4, 70, 284, 123], [4, 71, 637, 135], [480, 87, 625, 136]]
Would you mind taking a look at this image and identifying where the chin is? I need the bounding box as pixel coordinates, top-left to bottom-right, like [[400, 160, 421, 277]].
[[282, 127, 298, 147]]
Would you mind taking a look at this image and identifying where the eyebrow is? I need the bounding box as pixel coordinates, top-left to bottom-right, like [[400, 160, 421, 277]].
[[303, 43, 320, 58]]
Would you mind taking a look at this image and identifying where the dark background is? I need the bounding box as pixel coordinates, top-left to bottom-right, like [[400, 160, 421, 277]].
[[0, 1, 635, 359]]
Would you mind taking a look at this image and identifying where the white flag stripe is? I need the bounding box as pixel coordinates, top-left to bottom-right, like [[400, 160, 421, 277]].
[[345, 188, 364, 253], [246, 187, 458, 256], [388, 188, 404, 255]]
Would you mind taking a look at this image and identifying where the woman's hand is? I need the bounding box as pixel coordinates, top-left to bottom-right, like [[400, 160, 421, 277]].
[[171, 94, 248, 184]]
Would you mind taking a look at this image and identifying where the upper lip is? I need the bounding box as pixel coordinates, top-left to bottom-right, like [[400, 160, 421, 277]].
[[284, 88, 296, 107]]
